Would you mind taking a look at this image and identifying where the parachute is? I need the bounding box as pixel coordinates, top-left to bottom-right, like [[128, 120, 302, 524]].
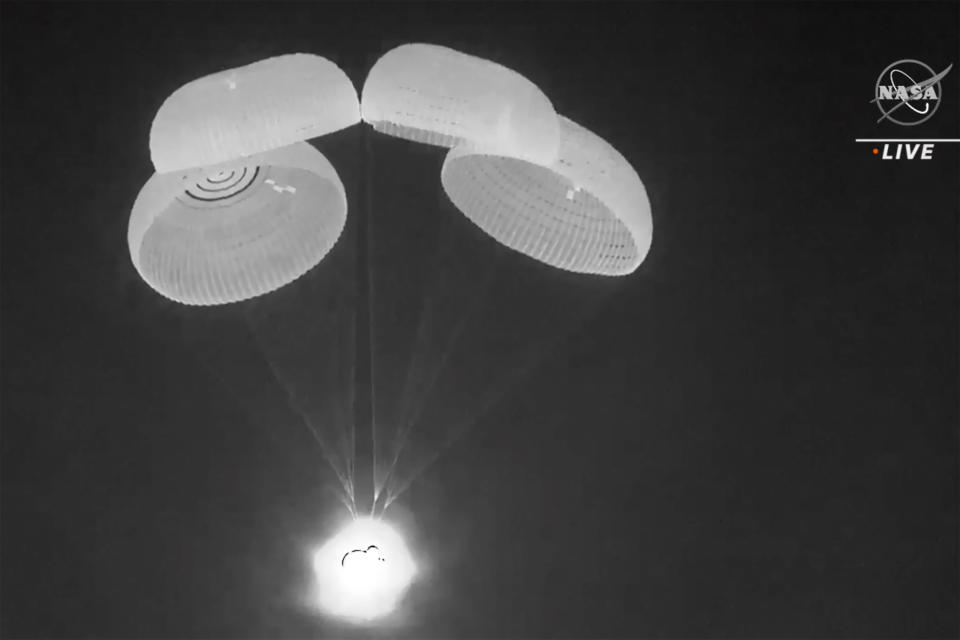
[[126, 42, 655, 624], [360, 43, 560, 164], [128, 142, 348, 305], [130, 54, 360, 305], [441, 116, 652, 276], [362, 44, 650, 276], [150, 53, 360, 174], [127, 42, 655, 498]]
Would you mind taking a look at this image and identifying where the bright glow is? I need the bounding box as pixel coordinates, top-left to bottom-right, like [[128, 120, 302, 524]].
[[311, 517, 417, 622]]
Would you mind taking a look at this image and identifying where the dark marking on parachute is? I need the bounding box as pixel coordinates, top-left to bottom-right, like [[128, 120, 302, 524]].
[[207, 170, 237, 184], [185, 166, 260, 202]]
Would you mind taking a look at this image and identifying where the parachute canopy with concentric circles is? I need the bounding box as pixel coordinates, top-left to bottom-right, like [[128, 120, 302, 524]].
[[131, 45, 653, 310], [129, 142, 347, 305]]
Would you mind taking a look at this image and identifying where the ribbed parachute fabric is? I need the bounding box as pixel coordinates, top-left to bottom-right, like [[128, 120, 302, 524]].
[[150, 54, 360, 174], [360, 43, 560, 164], [128, 142, 347, 305], [131, 44, 652, 306], [440, 116, 652, 276]]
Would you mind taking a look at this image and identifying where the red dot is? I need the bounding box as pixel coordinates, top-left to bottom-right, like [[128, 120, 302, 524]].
[[872, 148, 879, 155]]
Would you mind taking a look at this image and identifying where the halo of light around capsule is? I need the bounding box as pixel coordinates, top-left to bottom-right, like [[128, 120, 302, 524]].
[[311, 517, 417, 622]]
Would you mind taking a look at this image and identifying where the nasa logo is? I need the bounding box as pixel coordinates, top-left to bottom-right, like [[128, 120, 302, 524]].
[[872, 59, 952, 126]]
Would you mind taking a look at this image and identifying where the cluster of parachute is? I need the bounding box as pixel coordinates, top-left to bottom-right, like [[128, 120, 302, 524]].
[[129, 44, 653, 306]]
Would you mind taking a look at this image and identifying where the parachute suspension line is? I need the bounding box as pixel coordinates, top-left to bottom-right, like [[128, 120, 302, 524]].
[[353, 123, 376, 518], [402, 247, 500, 430], [385, 260, 437, 498], [383, 334, 536, 509], [384, 334, 534, 509], [242, 312, 354, 508], [387, 187, 472, 473], [384, 279, 618, 509], [345, 351, 356, 514], [383, 219, 451, 486], [328, 482, 357, 519], [189, 342, 338, 500], [364, 124, 381, 514], [382, 245, 503, 507]]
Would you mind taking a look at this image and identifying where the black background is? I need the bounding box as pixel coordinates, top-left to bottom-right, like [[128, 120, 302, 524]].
[[2, 2, 958, 638]]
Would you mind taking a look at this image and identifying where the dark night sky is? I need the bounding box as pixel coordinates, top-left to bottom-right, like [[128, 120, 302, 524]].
[[2, 2, 958, 638]]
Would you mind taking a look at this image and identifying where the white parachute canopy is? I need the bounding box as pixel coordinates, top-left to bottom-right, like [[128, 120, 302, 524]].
[[132, 53, 360, 305], [360, 43, 560, 164], [128, 142, 347, 305], [440, 116, 653, 276], [150, 53, 361, 174]]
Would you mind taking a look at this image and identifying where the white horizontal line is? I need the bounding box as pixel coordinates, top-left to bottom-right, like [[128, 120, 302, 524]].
[[855, 138, 960, 142]]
